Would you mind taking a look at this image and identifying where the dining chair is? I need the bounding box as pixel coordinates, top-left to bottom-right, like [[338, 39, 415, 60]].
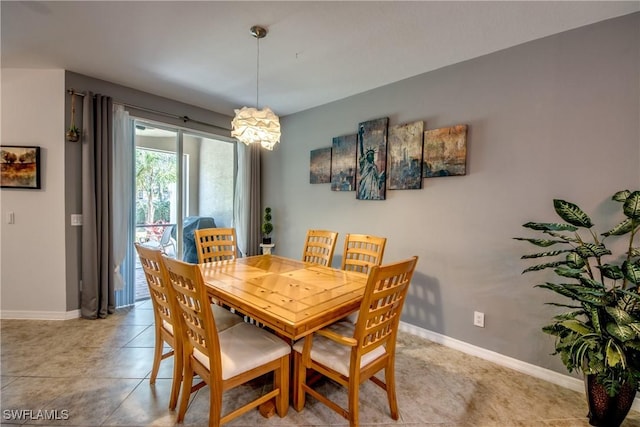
[[162, 255, 291, 427], [194, 227, 238, 263], [134, 243, 184, 410], [301, 229, 339, 267], [292, 256, 419, 427], [135, 244, 243, 410], [341, 233, 387, 274]]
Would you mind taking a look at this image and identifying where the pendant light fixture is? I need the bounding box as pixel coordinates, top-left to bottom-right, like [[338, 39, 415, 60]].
[[231, 25, 281, 150]]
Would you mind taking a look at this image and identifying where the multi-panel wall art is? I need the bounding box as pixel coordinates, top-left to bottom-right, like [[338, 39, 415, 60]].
[[309, 147, 331, 184], [356, 117, 388, 200], [309, 117, 468, 200], [388, 121, 424, 190], [423, 125, 468, 177], [330, 134, 357, 191]]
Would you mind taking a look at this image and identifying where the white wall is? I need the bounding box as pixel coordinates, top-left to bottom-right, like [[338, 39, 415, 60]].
[[262, 13, 640, 374], [1, 69, 68, 318]]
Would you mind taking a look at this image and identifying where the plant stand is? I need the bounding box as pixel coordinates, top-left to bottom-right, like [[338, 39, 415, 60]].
[[260, 243, 275, 255]]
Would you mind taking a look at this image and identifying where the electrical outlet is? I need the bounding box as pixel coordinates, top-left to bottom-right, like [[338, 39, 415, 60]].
[[474, 311, 485, 328]]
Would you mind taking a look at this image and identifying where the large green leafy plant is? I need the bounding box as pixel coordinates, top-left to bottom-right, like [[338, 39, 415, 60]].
[[516, 190, 640, 396]]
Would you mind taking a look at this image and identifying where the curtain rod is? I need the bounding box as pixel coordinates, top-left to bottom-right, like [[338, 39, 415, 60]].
[[67, 89, 231, 133]]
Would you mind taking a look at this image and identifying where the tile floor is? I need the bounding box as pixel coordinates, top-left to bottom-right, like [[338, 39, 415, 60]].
[[2, 300, 640, 427]]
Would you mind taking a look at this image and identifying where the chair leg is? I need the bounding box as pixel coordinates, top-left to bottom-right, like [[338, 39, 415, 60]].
[[168, 345, 183, 411], [347, 378, 360, 427], [177, 360, 194, 422], [150, 328, 163, 384], [385, 365, 400, 420], [293, 352, 306, 412], [275, 356, 289, 417], [208, 380, 222, 427]]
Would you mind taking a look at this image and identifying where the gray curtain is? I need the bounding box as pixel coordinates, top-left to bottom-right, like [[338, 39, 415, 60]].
[[80, 93, 115, 319], [247, 144, 262, 256]]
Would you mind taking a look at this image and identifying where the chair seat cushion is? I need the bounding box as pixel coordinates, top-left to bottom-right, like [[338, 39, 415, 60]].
[[193, 322, 291, 380], [292, 321, 386, 377], [162, 304, 240, 336], [162, 319, 174, 335], [210, 304, 243, 332]]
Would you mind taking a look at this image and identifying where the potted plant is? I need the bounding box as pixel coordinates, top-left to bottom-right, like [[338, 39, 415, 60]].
[[516, 190, 640, 427], [66, 124, 80, 142], [261, 206, 273, 244]]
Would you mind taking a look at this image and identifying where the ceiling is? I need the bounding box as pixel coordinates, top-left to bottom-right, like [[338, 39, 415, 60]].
[[2, 1, 639, 117]]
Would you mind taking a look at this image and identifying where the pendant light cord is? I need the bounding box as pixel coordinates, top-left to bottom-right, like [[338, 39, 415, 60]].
[[256, 36, 260, 109]]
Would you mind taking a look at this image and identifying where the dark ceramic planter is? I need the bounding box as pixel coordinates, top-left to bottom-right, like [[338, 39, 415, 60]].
[[586, 375, 636, 427], [262, 237, 272, 245]]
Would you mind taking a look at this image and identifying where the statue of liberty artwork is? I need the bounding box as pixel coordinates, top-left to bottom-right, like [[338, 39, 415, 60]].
[[356, 117, 388, 200]]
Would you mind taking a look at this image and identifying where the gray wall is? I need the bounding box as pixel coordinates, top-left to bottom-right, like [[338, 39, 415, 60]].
[[262, 13, 640, 374]]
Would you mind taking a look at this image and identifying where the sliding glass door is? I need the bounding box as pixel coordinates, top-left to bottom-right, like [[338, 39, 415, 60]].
[[118, 120, 235, 306]]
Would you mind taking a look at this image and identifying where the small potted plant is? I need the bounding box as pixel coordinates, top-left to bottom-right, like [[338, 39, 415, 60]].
[[66, 124, 80, 142], [261, 207, 273, 244], [516, 190, 640, 427]]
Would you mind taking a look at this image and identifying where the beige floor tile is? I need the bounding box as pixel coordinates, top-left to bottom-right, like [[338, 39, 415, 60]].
[[124, 324, 159, 348], [101, 378, 178, 426]]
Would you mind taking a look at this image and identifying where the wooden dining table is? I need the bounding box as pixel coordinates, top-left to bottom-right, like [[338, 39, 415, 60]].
[[199, 254, 368, 341]]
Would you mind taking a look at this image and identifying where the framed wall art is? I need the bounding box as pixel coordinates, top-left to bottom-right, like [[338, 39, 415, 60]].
[[309, 147, 332, 184], [330, 134, 357, 191], [387, 120, 424, 190], [1, 145, 41, 189], [356, 117, 388, 200], [423, 124, 468, 178]]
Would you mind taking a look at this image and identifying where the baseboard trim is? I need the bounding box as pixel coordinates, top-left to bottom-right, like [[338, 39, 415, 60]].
[[399, 321, 640, 412], [0, 309, 81, 320]]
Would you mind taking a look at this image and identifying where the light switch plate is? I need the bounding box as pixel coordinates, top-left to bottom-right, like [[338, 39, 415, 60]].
[[71, 214, 83, 226]]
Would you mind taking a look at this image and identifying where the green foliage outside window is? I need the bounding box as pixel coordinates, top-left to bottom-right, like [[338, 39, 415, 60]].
[[135, 148, 176, 225]]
